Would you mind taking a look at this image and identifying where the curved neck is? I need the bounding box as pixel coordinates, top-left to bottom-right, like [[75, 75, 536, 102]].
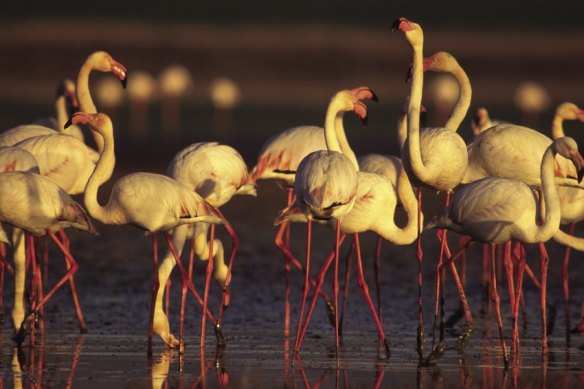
[[377, 167, 420, 244], [534, 146, 561, 241], [405, 41, 432, 182], [55, 94, 68, 131], [444, 65, 472, 132], [325, 103, 359, 170], [83, 126, 118, 225], [553, 229, 584, 251], [396, 110, 408, 150], [551, 115, 565, 139], [77, 62, 105, 153]]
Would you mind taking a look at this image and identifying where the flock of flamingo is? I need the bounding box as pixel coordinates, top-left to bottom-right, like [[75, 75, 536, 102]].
[[0, 17, 584, 369]]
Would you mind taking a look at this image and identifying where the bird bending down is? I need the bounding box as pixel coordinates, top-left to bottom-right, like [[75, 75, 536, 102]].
[[427, 136, 584, 365], [151, 142, 256, 350], [276, 87, 389, 359], [68, 112, 224, 354]]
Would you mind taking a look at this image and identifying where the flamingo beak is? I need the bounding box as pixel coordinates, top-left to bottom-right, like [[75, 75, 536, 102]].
[[570, 149, 584, 183], [576, 108, 584, 122], [111, 60, 128, 88]]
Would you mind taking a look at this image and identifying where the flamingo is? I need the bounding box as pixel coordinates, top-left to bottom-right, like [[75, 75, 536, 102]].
[[275, 87, 377, 358], [251, 123, 334, 336], [470, 107, 504, 136], [547, 102, 584, 334], [0, 170, 97, 342], [393, 18, 471, 357], [67, 111, 225, 352], [427, 136, 584, 363], [151, 142, 256, 350]]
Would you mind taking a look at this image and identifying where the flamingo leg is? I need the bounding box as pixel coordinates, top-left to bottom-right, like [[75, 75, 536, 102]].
[[18, 229, 80, 343], [200, 224, 215, 350], [373, 236, 383, 323], [562, 223, 575, 341], [415, 188, 424, 359], [334, 219, 341, 361], [148, 233, 161, 356], [214, 208, 237, 326], [295, 235, 347, 356], [293, 218, 313, 360], [339, 237, 355, 337], [58, 229, 87, 333], [538, 242, 550, 355], [353, 233, 390, 356], [503, 242, 516, 317], [489, 244, 509, 368], [178, 235, 196, 350], [511, 247, 526, 358]]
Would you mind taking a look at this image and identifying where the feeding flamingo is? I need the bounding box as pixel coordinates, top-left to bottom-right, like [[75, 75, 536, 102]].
[[67, 112, 225, 353], [150, 142, 256, 349]]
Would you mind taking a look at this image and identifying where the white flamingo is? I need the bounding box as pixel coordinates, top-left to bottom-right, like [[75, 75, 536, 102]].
[[68, 111, 225, 353], [276, 87, 378, 358], [151, 142, 256, 348], [0, 170, 97, 342], [427, 136, 584, 363], [393, 18, 471, 357]]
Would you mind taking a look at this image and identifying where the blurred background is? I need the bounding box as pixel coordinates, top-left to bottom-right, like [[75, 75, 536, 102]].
[[1, 1, 584, 167]]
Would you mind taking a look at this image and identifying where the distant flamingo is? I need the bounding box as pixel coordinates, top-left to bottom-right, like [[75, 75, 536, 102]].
[[394, 18, 470, 357], [427, 137, 584, 363], [68, 112, 225, 353], [0, 170, 97, 342], [470, 107, 504, 136], [276, 87, 376, 358], [151, 142, 256, 349]]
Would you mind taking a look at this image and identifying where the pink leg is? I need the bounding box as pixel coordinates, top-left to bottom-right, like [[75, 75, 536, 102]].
[[214, 208, 237, 325], [373, 236, 383, 322], [562, 223, 575, 338], [333, 220, 341, 360], [58, 229, 87, 333], [293, 219, 313, 359], [415, 188, 424, 359], [18, 230, 79, 343], [489, 244, 508, 368], [503, 242, 516, 317], [353, 233, 389, 356], [295, 235, 346, 356], [339, 237, 355, 336], [538, 242, 550, 355], [179, 236, 196, 348], [511, 247, 526, 356], [147, 234, 160, 356], [200, 224, 215, 350]]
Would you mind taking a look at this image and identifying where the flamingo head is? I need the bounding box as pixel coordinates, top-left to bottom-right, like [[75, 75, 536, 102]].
[[554, 137, 584, 183], [555, 102, 584, 122], [405, 51, 458, 82], [392, 17, 423, 47], [471, 107, 492, 136], [56, 79, 79, 110], [66, 111, 113, 137], [87, 51, 128, 88]]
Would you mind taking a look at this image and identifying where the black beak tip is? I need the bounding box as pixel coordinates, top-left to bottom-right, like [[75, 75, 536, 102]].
[[578, 169, 584, 183], [391, 18, 402, 31], [121, 76, 128, 89], [64, 117, 73, 129], [360, 116, 369, 127], [371, 90, 379, 102]]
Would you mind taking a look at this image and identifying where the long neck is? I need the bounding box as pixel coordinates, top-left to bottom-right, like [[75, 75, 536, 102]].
[[551, 114, 565, 139], [325, 104, 359, 170], [55, 94, 68, 131], [553, 229, 584, 251], [83, 126, 118, 225], [444, 65, 472, 132], [405, 41, 432, 182], [377, 167, 420, 244], [396, 110, 408, 150], [534, 147, 562, 241], [77, 62, 105, 153]]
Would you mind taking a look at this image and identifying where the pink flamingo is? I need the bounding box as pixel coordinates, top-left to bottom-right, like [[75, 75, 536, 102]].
[[150, 142, 256, 349], [68, 112, 225, 353], [276, 87, 375, 359], [427, 136, 584, 364], [0, 170, 97, 343], [393, 18, 470, 357]]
